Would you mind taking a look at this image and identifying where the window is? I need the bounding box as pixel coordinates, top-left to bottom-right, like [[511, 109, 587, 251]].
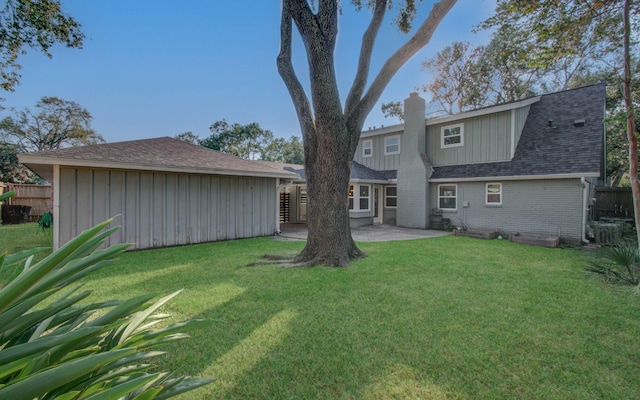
[[359, 185, 370, 210], [438, 184, 457, 210], [441, 123, 464, 148], [348, 184, 371, 211], [384, 186, 397, 208], [348, 185, 354, 210], [363, 140, 373, 158], [384, 135, 400, 155], [486, 183, 502, 205]]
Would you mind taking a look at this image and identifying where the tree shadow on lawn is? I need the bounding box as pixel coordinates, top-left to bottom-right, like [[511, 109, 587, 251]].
[[79, 237, 640, 399]]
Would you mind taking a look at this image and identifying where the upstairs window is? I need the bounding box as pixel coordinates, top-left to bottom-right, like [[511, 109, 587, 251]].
[[438, 184, 457, 211], [363, 140, 373, 158], [384, 135, 400, 155], [486, 183, 502, 205], [441, 123, 464, 148]]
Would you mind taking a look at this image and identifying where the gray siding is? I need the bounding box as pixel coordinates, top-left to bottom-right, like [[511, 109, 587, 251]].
[[427, 111, 512, 166], [354, 132, 402, 170], [58, 167, 277, 250], [513, 105, 530, 152], [430, 179, 585, 241]]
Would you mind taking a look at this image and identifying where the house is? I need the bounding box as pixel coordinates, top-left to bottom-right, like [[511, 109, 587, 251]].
[[20, 84, 605, 250], [19, 137, 298, 250], [283, 84, 606, 242]]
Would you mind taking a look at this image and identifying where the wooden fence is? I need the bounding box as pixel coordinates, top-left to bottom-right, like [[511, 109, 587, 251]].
[[594, 187, 634, 221], [3, 183, 53, 222]]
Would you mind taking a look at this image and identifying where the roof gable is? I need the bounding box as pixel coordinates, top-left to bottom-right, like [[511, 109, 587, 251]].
[[430, 84, 605, 181]]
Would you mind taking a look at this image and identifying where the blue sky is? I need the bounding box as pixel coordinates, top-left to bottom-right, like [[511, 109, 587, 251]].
[[2, 0, 497, 143]]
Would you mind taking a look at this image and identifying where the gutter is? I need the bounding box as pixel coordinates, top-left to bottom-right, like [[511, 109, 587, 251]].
[[581, 177, 590, 244]]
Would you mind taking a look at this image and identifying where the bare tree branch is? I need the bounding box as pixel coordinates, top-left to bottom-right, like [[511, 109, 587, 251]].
[[347, 0, 457, 151], [344, 0, 388, 121], [277, 1, 317, 160]]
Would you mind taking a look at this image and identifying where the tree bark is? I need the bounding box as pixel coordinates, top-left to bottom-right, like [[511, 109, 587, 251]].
[[622, 0, 640, 248]]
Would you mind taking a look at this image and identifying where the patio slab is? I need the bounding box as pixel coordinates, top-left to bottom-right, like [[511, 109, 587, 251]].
[[277, 223, 451, 242]]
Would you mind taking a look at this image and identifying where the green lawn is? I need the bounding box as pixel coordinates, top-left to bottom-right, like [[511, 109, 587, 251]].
[[2, 224, 640, 399]]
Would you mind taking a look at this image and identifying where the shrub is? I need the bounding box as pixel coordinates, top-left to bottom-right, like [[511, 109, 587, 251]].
[[587, 243, 640, 286], [0, 218, 213, 399]]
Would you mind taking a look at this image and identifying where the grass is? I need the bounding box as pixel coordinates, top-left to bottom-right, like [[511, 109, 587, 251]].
[[2, 223, 640, 399]]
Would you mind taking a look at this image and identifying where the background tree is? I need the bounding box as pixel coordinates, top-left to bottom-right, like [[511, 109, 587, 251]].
[[481, 0, 640, 245], [200, 120, 274, 160], [0, 96, 103, 153], [278, 0, 456, 267], [419, 41, 489, 114], [0, 141, 36, 183], [174, 131, 200, 145], [380, 100, 404, 122], [261, 135, 304, 164], [0, 0, 84, 91]]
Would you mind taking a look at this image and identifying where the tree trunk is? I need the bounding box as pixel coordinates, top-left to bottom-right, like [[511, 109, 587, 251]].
[[277, 0, 456, 267], [295, 134, 366, 267], [622, 0, 640, 248]]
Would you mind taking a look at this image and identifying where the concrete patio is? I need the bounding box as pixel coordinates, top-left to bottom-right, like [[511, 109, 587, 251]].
[[277, 223, 451, 242]]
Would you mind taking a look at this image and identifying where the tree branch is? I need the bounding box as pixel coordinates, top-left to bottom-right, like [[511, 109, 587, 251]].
[[344, 0, 387, 122], [346, 0, 457, 150], [277, 0, 316, 158]]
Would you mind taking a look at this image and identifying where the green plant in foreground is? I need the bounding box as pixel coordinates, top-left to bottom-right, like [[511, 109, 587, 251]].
[[587, 242, 640, 286], [0, 218, 213, 399]]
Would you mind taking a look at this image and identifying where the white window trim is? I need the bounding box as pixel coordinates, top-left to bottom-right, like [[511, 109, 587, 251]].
[[349, 184, 371, 211], [363, 139, 373, 158], [384, 185, 397, 208], [438, 184, 457, 211], [441, 123, 464, 149], [384, 135, 401, 155], [486, 183, 502, 206]]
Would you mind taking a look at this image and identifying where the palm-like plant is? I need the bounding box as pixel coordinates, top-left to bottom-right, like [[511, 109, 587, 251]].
[[587, 243, 640, 286], [0, 216, 213, 399]]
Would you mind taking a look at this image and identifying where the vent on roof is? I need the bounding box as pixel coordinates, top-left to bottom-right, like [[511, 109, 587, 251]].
[[547, 119, 556, 129], [574, 119, 586, 127]]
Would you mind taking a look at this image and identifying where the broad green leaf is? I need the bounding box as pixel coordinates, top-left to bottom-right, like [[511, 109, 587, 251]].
[[81, 373, 161, 400], [0, 326, 103, 366], [155, 378, 214, 400], [118, 290, 183, 345], [0, 219, 115, 313], [0, 348, 136, 399]]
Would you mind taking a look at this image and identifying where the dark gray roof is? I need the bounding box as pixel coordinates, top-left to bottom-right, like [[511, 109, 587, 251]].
[[257, 160, 396, 182], [351, 161, 396, 181], [431, 84, 605, 180]]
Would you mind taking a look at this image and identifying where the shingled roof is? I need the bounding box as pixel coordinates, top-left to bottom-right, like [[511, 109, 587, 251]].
[[19, 136, 300, 180], [430, 84, 605, 181], [256, 160, 397, 183]]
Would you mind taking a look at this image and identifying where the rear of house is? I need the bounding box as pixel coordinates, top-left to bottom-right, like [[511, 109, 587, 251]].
[[350, 84, 605, 242]]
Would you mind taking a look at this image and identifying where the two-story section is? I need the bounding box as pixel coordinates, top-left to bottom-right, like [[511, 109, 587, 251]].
[[351, 83, 605, 242]]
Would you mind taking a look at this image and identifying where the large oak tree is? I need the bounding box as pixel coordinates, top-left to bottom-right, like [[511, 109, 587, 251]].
[[277, 0, 456, 267]]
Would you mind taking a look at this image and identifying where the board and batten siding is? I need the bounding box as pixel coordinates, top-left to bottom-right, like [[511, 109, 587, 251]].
[[58, 167, 277, 249], [427, 110, 512, 166], [431, 179, 584, 241], [353, 132, 402, 170], [513, 105, 530, 152]]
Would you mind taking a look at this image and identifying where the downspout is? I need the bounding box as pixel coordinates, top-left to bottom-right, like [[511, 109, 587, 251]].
[[581, 177, 590, 244], [53, 164, 61, 250]]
